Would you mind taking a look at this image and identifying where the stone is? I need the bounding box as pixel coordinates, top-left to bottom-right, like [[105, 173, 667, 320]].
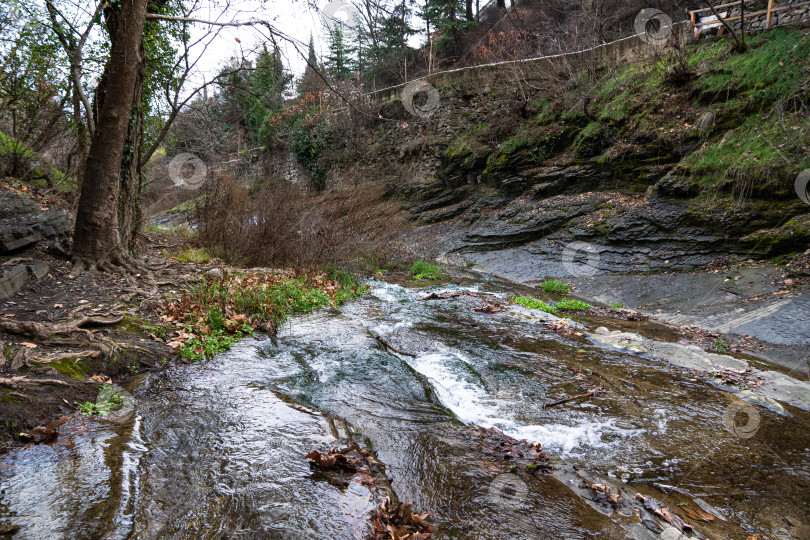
[[0, 192, 70, 253], [205, 267, 224, 280], [659, 527, 687, 540], [0, 265, 29, 300], [25, 260, 48, 280]]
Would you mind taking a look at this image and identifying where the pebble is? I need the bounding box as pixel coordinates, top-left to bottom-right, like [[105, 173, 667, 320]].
[[659, 526, 687, 540]]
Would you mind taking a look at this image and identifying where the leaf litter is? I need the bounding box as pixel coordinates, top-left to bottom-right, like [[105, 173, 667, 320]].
[[305, 441, 436, 539]]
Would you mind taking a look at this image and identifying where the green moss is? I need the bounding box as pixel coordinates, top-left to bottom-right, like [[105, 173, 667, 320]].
[[39, 358, 88, 380], [120, 317, 169, 340]]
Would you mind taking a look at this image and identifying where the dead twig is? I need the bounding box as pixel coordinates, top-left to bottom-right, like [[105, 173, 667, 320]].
[[372, 334, 416, 357], [544, 391, 594, 409]]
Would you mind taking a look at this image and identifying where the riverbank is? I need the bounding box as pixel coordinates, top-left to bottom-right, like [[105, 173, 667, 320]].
[[0, 211, 364, 453]]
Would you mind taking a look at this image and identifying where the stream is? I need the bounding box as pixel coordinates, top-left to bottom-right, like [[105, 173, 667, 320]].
[[1, 274, 809, 539]]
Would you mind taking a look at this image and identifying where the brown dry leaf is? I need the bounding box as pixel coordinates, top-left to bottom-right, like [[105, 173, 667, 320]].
[[683, 507, 715, 522], [19, 342, 37, 349], [636, 494, 692, 532], [3, 313, 15, 317], [582, 482, 620, 505], [546, 319, 574, 335], [54, 303, 63, 308], [89, 375, 111, 384]]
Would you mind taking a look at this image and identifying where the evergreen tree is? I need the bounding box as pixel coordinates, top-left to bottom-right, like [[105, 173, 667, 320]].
[[297, 34, 324, 96], [356, 0, 416, 86], [420, 0, 473, 53], [325, 25, 354, 79]]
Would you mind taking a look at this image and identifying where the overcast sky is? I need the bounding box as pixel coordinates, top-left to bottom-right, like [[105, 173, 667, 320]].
[[187, 0, 424, 84]]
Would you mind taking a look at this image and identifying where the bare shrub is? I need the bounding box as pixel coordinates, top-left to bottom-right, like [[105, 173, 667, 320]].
[[195, 173, 406, 270]]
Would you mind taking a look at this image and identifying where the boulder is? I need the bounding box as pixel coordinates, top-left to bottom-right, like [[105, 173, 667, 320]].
[[0, 192, 70, 254], [0, 265, 29, 300]]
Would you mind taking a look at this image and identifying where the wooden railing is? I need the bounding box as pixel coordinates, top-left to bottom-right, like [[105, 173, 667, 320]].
[[690, 0, 810, 32]]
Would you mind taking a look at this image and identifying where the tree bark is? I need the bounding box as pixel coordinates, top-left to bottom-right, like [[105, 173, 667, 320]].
[[71, 0, 149, 273], [466, 0, 474, 21]]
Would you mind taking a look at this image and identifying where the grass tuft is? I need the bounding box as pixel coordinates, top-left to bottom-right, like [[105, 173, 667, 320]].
[[409, 260, 447, 281], [554, 299, 590, 311], [537, 279, 570, 294]]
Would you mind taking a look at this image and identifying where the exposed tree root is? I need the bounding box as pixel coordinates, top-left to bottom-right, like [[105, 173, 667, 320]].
[[31, 350, 100, 364], [0, 314, 124, 342], [0, 376, 73, 388], [71, 246, 152, 279]]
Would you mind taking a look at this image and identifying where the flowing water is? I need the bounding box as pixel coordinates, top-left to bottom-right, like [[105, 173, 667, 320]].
[[1, 274, 809, 539]]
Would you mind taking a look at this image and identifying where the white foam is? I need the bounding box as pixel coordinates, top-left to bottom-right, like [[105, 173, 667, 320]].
[[368, 281, 413, 303], [407, 352, 642, 457]]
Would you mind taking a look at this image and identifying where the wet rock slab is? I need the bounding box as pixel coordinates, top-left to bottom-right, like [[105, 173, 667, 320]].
[[588, 327, 810, 412]]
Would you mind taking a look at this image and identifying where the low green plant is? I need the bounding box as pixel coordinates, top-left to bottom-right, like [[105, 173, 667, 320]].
[[174, 247, 213, 263], [610, 302, 623, 310], [511, 296, 558, 315], [537, 279, 570, 294], [169, 269, 365, 361], [409, 260, 446, 280], [77, 384, 124, 416], [714, 339, 729, 353], [466, 261, 475, 268], [554, 299, 590, 311]]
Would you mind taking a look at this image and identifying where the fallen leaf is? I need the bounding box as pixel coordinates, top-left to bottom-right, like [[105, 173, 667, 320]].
[[636, 494, 693, 532], [54, 303, 63, 308], [20, 342, 37, 349], [682, 506, 715, 522]]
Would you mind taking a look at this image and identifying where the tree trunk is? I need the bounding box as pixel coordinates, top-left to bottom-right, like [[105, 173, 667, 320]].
[[466, 0, 474, 21], [71, 0, 148, 273], [497, 0, 505, 8]]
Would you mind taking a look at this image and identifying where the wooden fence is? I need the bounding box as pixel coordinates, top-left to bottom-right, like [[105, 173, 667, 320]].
[[690, 0, 810, 35]]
